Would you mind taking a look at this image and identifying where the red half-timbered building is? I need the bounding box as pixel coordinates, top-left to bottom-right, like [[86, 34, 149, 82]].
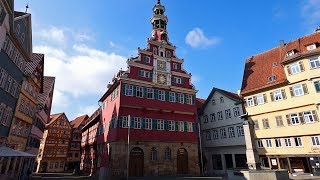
[[95, 0, 200, 177]]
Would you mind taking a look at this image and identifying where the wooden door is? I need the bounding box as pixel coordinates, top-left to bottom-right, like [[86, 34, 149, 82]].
[[177, 148, 188, 174], [129, 147, 144, 177]]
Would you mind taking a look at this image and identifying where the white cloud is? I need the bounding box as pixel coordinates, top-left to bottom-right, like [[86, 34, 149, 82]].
[[185, 28, 220, 48], [51, 89, 70, 109], [302, 0, 320, 28], [191, 75, 200, 85], [37, 26, 66, 44], [109, 41, 116, 47], [74, 32, 94, 42], [77, 105, 98, 117]]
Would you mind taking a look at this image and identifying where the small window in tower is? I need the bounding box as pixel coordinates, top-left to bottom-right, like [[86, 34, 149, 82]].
[[153, 47, 158, 55], [166, 50, 171, 58]]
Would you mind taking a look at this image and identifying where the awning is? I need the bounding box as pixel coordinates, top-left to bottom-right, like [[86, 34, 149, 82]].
[[0, 146, 36, 157]]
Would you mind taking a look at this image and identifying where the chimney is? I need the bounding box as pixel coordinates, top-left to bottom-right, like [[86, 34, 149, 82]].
[[316, 26, 320, 32], [280, 40, 285, 47]]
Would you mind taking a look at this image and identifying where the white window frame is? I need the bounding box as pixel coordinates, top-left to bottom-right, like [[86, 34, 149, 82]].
[[173, 77, 182, 84], [122, 116, 128, 128], [228, 127, 235, 138], [237, 126, 244, 136], [146, 88, 154, 99], [157, 119, 164, 130], [173, 63, 179, 70], [311, 136, 320, 146], [142, 56, 150, 63], [246, 97, 254, 106], [275, 139, 282, 148], [158, 90, 165, 101], [220, 128, 226, 139], [233, 107, 240, 117], [177, 93, 184, 104], [168, 120, 175, 131], [294, 137, 303, 147], [206, 131, 211, 140], [125, 85, 133, 96], [133, 117, 141, 129], [310, 57, 320, 69], [136, 86, 144, 98], [290, 62, 301, 75], [257, 139, 263, 148], [290, 113, 300, 125], [256, 94, 264, 105], [210, 113, 215, 121], [225, 109, 231, 119], [273, 90, 283, 101], [217, 111, 223, 120], [186, 95, 192, 105], [304, 111, 314, 123], [187, 122, 193, 132], [169, 92, 176, 102], [284, 138, 292, 147], [307, 44, 316, 51], [266, 139, 272, 148], [213, 130, 219, 139], [179, 121, 184, 132], [145, 118, 152, 130], [293, 84, 304, 97]]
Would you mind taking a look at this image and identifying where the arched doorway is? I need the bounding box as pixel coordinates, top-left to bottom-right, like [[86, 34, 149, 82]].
[[129, 147, 144, 177], [177, 148, 188, 174]]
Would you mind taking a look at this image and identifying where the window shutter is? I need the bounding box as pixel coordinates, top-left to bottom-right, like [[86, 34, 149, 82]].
[[122, 84, 126, 95], [137, 70, 142, 77], [184, 94, 187, 104], [118, 117, 123, 128], [133, 86, 137, 97], [281, 89, 287, 99], [154, 90, 158, 100], [184, 122, 188, 132], [286, 115, 291, 126], [302, 84, 309, 94], [152, 119, 157, 130], [253, 96, 257, 106], [244, 99, 248, 107], [171, 77, 174, 83], [175, 93, 179, 102], [141, 118, 145, 129], [299, 112, 304, 124], [165, 91, 169, 101], [315, 81, 320, 93], [164, 120, 168, 130], [181, 78, 185, 84], [286, 66, 292, 75], [299, 61, 305, 72], [192, 123, 196, 132], [266, 119, 270, 128], [175, 121, 179, 131], [150, 72, 153, 78], [263, 94, 267, 103], [270, 92, 274, 102], [143, 87, 147, 98], [131, 118, 134, 128], [312, 110, 319, 122], [289, 87, 294, 97], [191, 95, 195, 105]]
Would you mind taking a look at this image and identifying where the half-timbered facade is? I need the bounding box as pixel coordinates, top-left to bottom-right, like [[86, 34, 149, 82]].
[[96, 0, 199, 177], [36, 113, 72, 173]]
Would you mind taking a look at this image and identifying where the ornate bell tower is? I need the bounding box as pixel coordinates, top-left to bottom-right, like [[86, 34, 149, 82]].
[[151, 0, 169, 42]]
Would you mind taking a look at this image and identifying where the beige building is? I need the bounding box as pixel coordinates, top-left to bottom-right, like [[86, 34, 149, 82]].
[[241, 30, 320, 175]]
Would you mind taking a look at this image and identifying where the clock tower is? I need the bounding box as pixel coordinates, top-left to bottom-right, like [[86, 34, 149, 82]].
[[97, 0, 200, 178]]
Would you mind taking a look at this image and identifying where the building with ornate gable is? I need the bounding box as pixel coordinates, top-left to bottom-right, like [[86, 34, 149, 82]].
[[94, 0, 200, 177], [241, 29, 320, 175]]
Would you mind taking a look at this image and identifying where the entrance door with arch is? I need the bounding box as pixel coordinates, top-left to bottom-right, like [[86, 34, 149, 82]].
[[129, 147, 144, 177], [177, 148, 188, 174]]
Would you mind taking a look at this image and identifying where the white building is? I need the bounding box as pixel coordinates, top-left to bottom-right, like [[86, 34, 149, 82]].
[[200, 88, 247, 176]]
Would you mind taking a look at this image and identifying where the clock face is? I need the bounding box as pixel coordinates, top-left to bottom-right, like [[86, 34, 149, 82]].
[[157, 74, 166, 84], [157, 61, 166, 71]]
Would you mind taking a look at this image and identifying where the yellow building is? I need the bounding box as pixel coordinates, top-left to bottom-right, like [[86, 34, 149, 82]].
[[241, 30, 320, 175]]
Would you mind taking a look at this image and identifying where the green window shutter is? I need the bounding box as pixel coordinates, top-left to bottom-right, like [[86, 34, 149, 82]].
[[143, 87, 147, 98], [164, 120, 168, 130], [175, 121, 179, 131], [175, 93, 179, 102], [181, 78, 185, 84], [165, 91, 169, 101], [315, 81, 320, 93], [130, 118, 134, 128], [118, 116, 123, 128], [154, 90, 159, 100], [184, 122, 188, 132], [183, 94, 187, 104], [122, 84, 126, 95], [141, 118, 145, 129], [192, 123, 196, 132], [152, 119, 157, 130], [133, 86, 137, 97]]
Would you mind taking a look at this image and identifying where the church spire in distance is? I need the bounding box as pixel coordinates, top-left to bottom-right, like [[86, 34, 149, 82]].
[[151, 0, 169, 43]]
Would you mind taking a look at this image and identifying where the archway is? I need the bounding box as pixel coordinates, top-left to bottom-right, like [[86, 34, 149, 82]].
[[129, 147, 144, 177], [177, 148, 188, 174]]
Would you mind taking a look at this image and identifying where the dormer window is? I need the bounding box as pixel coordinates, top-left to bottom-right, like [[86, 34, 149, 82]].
[[268, 75, 277, 82], [273, 62, 278, 67], [286, 50, 295, 57], [142, 56, 150, 63], [306, 44, 316, 51], [173, 63, 180, 70]]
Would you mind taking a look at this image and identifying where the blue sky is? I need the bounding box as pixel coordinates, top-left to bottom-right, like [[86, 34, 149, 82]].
[[15, 0, 320, 120]]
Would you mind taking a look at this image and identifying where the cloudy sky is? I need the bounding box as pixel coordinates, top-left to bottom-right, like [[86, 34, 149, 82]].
[[15, 0, 320, 120]]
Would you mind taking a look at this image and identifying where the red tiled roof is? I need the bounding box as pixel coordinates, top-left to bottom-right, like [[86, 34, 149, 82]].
[[195, 98, 205, 110], [241, 31, 320, 95], [47, 113, 63, 126], [70, 115, 89, 128]]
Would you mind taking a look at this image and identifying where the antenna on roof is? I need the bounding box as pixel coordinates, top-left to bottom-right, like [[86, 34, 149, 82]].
[[25, 3, 29, 13]]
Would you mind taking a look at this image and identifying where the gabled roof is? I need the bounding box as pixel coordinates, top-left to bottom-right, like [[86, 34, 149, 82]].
[[70, 115, 89, 128], [202, 87, 242, 113], [37, 76, 55, 105], [24, 53, 44, 75], [196, 98, 205, 110], [47, 113, 64, 126]]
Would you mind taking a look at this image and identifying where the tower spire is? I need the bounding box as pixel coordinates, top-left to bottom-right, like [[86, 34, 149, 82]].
[[151, 0, 169, 42], [158, 0, 161, 4]]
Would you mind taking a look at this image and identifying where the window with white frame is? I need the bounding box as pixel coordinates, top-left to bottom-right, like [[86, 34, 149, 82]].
[[136, 86, 144, 98], [237, 126, 244, 136], [233, 107, 240, 117], [262, 119, 270, 129], [133, 117, 141, 129], [186, 95, 192, 105], [125, 85, 133, 96], [179, 121, 184, 132], [158, 90, 165, 101], [225, 109, 231, 119], [177, 93, 184, 104], [310, 57, 320, 69], [173, 77, 182, 84], [147, 88, 154, 99], [246, 97, 254, 106], [157, 120, 164, 130], [213, 130, 219, 139], [145, 118, 152, 130], [122, 116, 128, 128], [290, 62, 301, 75], [217, 111, 223, 120], [307, 44, 316, 51], [187, 122, 193, 132], [206, 131, 211, 140], [257, 140, 263, 148], [273, 90, 283, 101], [256, 94, 264, 105], [290, 113, 300, 125], [294, 137, 303, 147], [169, 92, 175, 102], [266, 139, 272, 148], [292, 84, 304, 96], [220, 128, 227, 138], [287, 50, 295, 57], [284, 138, 292, 147], [210, 113, 215, 121], [275, 139, 282, 147], [173, 63, 179, 70], [168, 120, 175, 131], [311, 136, 320, 146], [304, 111, 314, 123], [228, 127, 235, 138], [142, 56, 150, 63]]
